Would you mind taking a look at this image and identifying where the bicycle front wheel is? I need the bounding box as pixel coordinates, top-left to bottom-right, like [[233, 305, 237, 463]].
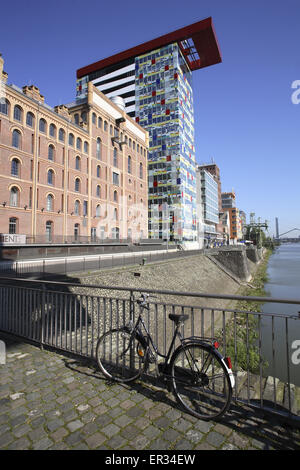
[[96, 328, 145, 383], [170, 343, 232, 420]]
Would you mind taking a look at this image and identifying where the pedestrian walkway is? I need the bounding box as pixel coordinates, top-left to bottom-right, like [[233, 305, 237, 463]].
[[0, 333, 299, 451]]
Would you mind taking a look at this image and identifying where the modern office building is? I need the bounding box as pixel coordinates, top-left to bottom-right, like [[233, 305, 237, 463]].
[[196, 166, 219, 245], [76, 18, 221, 243], [221, 191, 236, 209], [0, 55, 148, 242], [239, 210, 246, 235], [198, 162, 225, 240]]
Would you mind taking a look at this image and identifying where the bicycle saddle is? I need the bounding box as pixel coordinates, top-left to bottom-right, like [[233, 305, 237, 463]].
[[168, 314, 189, 325]]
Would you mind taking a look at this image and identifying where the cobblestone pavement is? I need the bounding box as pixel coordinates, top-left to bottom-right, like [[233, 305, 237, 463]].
[[0, 334, 299, 451]]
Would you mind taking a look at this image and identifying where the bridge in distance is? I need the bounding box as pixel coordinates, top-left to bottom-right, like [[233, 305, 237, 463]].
[[274, 228, 300, 243]]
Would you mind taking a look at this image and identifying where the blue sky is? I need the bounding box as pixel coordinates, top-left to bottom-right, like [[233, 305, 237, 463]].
[[1, 0, 299, 236]]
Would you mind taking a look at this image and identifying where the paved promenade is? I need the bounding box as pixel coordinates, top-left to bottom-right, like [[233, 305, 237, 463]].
[[0, 333, 299, 451]]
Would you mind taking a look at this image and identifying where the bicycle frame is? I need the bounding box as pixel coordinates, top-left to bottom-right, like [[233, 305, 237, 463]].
[[129, 300, 235, 388], [129, 303, 213, 373]]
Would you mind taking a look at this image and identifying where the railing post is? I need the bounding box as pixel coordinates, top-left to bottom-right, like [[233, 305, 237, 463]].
[[40, 284, 46, 350], [129, 289, 135, 370]]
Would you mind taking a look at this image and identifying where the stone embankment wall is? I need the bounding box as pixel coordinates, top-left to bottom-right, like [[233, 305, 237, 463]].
[[207, 246, 264, 283], [69, 247, 265, 353], [74, 247, 263, 311]]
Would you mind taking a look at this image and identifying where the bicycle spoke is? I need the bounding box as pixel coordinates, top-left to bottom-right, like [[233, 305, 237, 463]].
[[96, 328, 145, 383], [171, 343, 232, 420]]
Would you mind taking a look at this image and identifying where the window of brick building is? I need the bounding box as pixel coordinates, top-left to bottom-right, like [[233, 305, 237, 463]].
[[46, 194, 54, 212], [59, 128, 65, 142], [26, 112, 34, 127], [0, 98, 9, 115], [10, 187, 19, 207], [48, 144, 55, 161], [12, 129, 21, 148], [11, 158, 20, 177], [14, 105, 23, 122], [47, 169, 54, 185], [39, 118, 46, 133], [9, 217, 18, 234], [96, 138, 101, 159], [46, 221, 53, 242], [49, 123, 56, 138], [75, 178, 80, 192]]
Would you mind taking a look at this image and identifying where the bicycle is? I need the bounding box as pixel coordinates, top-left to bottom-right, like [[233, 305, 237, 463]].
[[96, 293, 235, 420]]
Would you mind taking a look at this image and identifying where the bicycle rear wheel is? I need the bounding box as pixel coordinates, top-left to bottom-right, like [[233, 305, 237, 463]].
[[170, 343, 232, 420], [96, 328, 145, 383]]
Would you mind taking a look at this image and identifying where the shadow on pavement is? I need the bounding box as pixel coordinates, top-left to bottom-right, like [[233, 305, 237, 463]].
[[62, 356, 300, 451]]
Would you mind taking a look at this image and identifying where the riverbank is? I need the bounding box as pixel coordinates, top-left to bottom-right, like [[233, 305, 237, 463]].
[[72, 253, 242, 310]]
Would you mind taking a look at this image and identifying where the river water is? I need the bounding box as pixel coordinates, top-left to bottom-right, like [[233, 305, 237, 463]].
[[261, 244, 300, 386]]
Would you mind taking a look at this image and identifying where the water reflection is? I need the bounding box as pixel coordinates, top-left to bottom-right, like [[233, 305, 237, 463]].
[[262, 244, 300, 386]]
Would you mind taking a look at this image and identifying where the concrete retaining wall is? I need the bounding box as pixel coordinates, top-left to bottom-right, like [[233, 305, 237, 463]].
[[207, 246, 262, 283]]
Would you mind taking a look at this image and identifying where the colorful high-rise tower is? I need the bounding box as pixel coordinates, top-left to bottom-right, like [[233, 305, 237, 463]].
[[76, 18, 221, 243]]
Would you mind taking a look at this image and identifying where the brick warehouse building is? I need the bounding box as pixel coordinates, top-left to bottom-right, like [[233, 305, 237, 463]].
[[76, 18, 221, 244], [0, 55, 149, 242]]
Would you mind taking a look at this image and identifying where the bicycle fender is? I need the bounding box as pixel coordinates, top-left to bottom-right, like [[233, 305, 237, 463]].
[[214, 349, 235, 389], [180, 340, 235, 389]]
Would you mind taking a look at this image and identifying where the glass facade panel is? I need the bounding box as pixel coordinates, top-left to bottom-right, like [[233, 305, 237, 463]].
[[135, 43, 196, 241]]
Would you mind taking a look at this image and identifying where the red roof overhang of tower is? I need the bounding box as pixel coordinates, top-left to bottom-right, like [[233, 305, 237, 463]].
[[76, 17, 221, 79]]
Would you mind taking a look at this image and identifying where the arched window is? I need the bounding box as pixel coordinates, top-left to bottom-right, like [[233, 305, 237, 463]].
[[75, 178, 80, 192], [97, 165, 101, 178], [104, 121, 108, 131], [128, 156, 132, 174], [112, 227, 119, 240], [96, 185, 101, 197], [96, 204, 101, 217], [98, 116, 102, 128], [48, 144, 55, 161], [14, 105, 23, 122], [76, 137, 82, 150], [69, 133, 74, 146], [39, 118, 46, 133], [81, 111, 87, 122], [49, 123, 56, 138], [10, 187, 19, 207], [113, 208, 118, 220], [92, 113, 96, 124], [84, 141, 89, 153], [96, 138, 101, 159], [74, 200, 80, 215], [74, 114, 79, 125], [12, 129, 21, 148], [26, 112, 34, 127], [129, 138, 132, 148], [74, 223, 80, 240], [46, 221, 53, 242], [47, 169, 54, 185], [9, 217, 18, 234], [109, 125, 113, 135], [113, 190, 118, 202], [0, 98, 9, 115], [113, 147, 118, 167], [46, 194, 54, 211], [75, 156, 81, 170], [139, 162, 143, 179], [11, 158, 20, 177], [59, 128, 65, 142]]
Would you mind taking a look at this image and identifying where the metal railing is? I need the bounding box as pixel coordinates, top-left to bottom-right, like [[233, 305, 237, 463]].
[[0, 276, 299, 424]]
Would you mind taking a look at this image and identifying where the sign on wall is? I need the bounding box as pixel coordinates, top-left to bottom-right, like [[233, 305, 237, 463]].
[[0, 234, 26, 245]]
